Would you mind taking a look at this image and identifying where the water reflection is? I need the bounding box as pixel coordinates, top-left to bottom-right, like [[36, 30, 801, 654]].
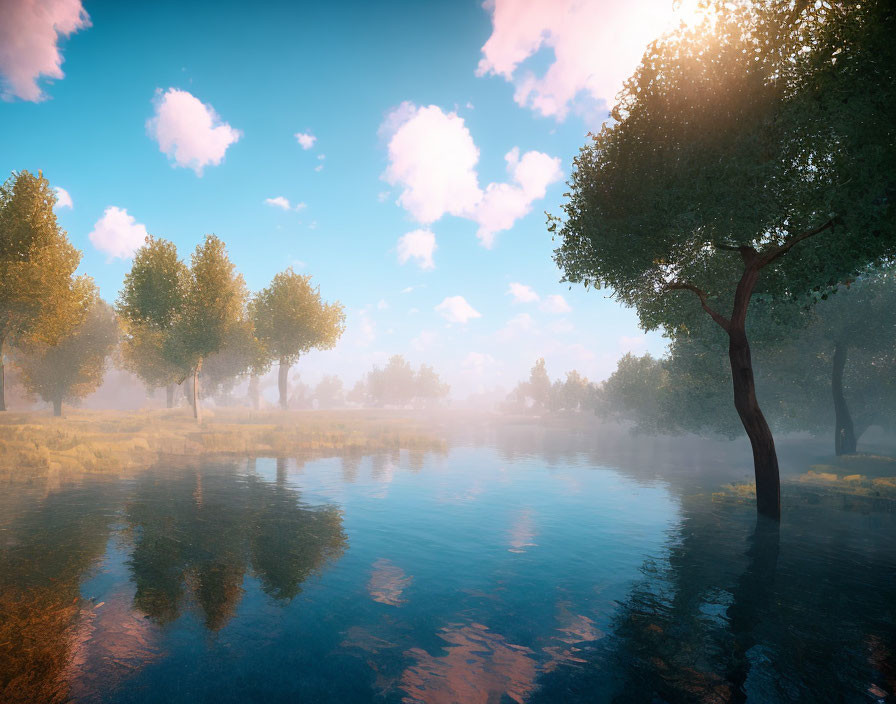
[[0, 436, 894, 703], [125, 460, 346, 629]]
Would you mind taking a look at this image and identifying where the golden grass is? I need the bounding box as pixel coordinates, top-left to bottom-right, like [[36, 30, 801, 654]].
[[0, 408, 445, 479]]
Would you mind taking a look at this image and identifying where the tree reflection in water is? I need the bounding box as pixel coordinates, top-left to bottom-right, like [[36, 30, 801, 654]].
[[125, 458, 347, 630]]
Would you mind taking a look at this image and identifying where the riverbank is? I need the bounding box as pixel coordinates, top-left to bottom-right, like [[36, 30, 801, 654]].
[[0, 408, 446, 478]]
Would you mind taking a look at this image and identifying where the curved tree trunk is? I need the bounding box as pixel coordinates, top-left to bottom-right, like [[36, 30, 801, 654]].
[[729, 327, 781, 520], [278, 358, 289, 410], [0, 335, 6, 412], [165, 383, 175, 409], [832, 341, 857, 456], [193, 359, 202, 423], [52, 398, 62, 417]]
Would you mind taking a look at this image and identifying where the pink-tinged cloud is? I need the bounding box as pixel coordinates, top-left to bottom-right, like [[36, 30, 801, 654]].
[[383, 102, 482, 224], [507, 282, 539, 303], [146, 88, 241, 175], [382, 103, 561, 247], [473, 147, 562, 247], [477, 0, 674, 121], [367, 558, 413, 606], [295, 131, 316, 149], [0, 0, 90, 102], [435, 296, 481, 324], [397, 228, 437, 270], [88, 206, 148, 259], [54, 186, 73, 209]]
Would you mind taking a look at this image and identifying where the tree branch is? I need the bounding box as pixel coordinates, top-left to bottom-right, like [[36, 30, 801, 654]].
[[757, 218, 836, 268], [666, 282, 731, 332]]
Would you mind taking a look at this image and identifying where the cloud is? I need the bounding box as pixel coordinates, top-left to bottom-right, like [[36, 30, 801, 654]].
[[88, 206, 148, 259], [381, 103, 561, 247], [472, 147, 562, 247], [618, 334, 647, 353], [383, 102, 482, 224], [377, 299, 389, 310], [0, 0, 90, 101], [146, 88, 241, 175], [463, 352, 497, 373], [476, 0, 673, 121], [295, 132, 316, 149], [435, 296, 481, 324], [412, 330, 438, 351], [264, 196, 306, 212], [53, 186, 72, 209], [540, 294, 571, 314], [507, 282, 539, 304], [496, 312, 536, 341], [396, 229, 437, 270]]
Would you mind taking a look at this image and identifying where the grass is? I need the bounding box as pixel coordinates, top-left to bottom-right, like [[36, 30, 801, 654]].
[[0, 408, 446, 479]]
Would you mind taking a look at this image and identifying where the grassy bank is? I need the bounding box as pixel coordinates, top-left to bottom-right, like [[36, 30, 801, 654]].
[[0, 408, 446, 478]]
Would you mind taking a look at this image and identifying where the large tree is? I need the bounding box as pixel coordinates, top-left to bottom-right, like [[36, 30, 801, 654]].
[[168, 235, 247, 422], [251, 268, 345, 409], [16, 294, 119, 416], [0, 171, 88, 411], [117, 236, 188, 408], [551, 1, 895, 517]]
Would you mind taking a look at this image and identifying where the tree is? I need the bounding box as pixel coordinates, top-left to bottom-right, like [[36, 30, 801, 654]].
[[117, 236, 188, 408], [314, 375, 344, 409], [252, 268, 345, 409], [550, 1, 896, 518], [367, 355, 415, 407], [527, 358, 550, 410], [0, 170, 88, 411], [414, 364, 450, 408], [199, 317, 268, 403], [168, 235, 247, 422], [16, 294, 119, 416]]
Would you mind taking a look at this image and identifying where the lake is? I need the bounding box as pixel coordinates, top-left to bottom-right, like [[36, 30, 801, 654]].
[[2, 425, 895, 703]]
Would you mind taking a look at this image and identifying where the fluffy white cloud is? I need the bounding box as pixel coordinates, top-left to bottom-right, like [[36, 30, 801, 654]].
[[88, 206, 148, 259], [396, 229, 437, 270], [540, 294, 572, 314], [435, 296, 481, 324], [53, 186, 72, 209], [146, 88, 241, 175], [476, 0, 675, 121], [382, 103, 561, 247], [383, 102, 482, 224], [295, 132, 316, 149], [507, 282, 539, 303], [0, 0, 90, 102], [463, 352, 497, 373], [473, 147, 562, 247], [264, 196, 306, 211]]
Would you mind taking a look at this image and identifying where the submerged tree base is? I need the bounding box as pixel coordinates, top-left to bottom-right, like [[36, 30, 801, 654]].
[[0, 408, 445, 479]]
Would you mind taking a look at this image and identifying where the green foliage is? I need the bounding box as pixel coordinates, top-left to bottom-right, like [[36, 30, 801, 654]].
[[359, 355, 450, 408], [252, 268, 345, 365], [117, 236, 189, 390], [16, 294, 119, 412], [0, 170, 87, 345], [551, 1, 895, 334], [168, 235, 248, 374]]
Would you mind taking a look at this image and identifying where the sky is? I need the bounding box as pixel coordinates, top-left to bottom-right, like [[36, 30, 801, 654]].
[[0, 0, 702, 397]]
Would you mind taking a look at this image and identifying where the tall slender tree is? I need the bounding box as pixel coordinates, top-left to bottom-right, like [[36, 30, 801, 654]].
[[0, 171, 87, 410], [551, 1, 895, 517], [251, 269, 345, 409], [168, 235, 248, 422], [117, 236, 188, 407]]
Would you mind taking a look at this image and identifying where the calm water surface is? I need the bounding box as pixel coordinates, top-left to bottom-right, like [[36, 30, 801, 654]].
[[1, 429, 894, 703]]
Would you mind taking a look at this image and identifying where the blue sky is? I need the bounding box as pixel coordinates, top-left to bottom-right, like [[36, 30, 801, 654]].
[[0, 0, 700, 396]]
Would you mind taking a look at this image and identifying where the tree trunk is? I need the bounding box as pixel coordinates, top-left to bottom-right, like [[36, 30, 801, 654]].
[[0, 335, 6, 412], [248, 374, 260, 410], [193, 359, 202, 423], [52, 398, 62, 417], [729, 326, 781, 520], [278, 358, 289, 410], [832, 341, 857, 456], [165, 383, 175, 409]]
